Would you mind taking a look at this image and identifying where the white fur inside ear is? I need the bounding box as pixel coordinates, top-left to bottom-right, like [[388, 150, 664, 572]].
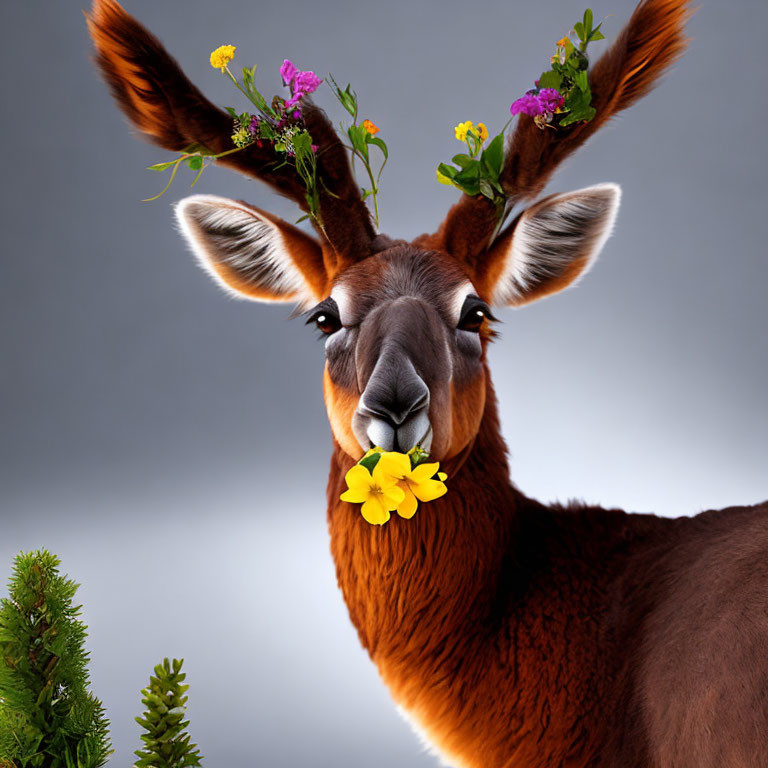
[[492, 183, 621, 306], [174, 194, 312, 304]]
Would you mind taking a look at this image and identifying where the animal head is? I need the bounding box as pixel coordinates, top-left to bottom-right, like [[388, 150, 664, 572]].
[[88, 0, 689, 461]]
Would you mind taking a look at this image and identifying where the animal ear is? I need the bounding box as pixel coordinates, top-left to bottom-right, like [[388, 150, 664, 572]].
[[478, 183, 621, 307], [175, 195, 328, 305]]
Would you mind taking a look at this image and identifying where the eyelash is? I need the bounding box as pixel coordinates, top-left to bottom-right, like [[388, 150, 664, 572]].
[[458, 300, 495, 332], [306, 306, 342, 335]]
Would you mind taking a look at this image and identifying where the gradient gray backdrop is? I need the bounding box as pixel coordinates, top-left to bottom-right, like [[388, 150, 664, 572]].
[[1, 0, 766, 765]]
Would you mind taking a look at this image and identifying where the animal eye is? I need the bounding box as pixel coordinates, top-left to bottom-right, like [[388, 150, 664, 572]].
[[313, 312, 341, 335], [306, 300, 342, 336], [457, 297, 495, 333]]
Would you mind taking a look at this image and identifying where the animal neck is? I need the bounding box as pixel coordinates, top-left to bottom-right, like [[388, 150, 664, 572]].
[[326, 374, 517, 684]]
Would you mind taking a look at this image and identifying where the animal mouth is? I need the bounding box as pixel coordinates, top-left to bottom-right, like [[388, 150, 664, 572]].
[[362, 418, 433, 454]]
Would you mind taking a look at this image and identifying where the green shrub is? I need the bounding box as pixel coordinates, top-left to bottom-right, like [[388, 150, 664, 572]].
[[0, 550, 111, 768], [134, 659, 202, 768]]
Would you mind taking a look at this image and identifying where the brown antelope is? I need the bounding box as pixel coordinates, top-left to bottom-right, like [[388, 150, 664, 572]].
[[88, 0, 768, 765]]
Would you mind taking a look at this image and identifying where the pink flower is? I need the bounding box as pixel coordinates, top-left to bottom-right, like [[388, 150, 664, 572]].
[[538, 88, 564, 112], [293, 70, 323, 95], [510, 92, 544, 117], [285, 93, 302, 109], [280, 59, 297, 85], [279, 59, 323, 110], [311, 144, 319, 154]]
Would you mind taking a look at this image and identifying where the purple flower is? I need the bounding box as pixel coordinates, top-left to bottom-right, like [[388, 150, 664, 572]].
[[292, 109, 302, 120], [293, 70, 323, 96], [280, 59, 297, 85], [249, 115, 261, 134], [279, 59, 323, 110], [510, 93, 544, 117], [284, 93, 302, 110], [538, 88, 564, 112]]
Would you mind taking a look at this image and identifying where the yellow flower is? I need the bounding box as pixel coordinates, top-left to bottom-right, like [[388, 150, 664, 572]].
[[476, 122, 489, 142], [210, 44, 236, 72], [340, 459, 405, 525], [363, 119, 380, 135], [374, 452, 448, 520], [454, 120, 474, 142], [557, 36, 569, 47]]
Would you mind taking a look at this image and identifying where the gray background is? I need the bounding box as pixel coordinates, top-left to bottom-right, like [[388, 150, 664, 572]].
[[1, 0, 766, 765]]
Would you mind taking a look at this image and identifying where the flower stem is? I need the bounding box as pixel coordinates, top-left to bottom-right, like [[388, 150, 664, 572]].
[[142, 154, 189, 202], [224, 65, 257, 109]]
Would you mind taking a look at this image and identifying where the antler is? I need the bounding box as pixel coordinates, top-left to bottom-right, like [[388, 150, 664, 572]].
[[418, 0, 692, 266], [86, 0, 375, 268]]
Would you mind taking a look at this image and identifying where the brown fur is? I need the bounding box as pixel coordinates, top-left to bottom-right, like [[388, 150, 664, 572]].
[[419, 0, 693, 263], [181, 198, 330, 300], [89, 0, 768, 764], [86, 0, 375, 265], [328, 375, 768, 767]]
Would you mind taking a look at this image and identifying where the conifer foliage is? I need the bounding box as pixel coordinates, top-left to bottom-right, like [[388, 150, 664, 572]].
[[0, 550, 111, 768], [134, 659, 203, 768]]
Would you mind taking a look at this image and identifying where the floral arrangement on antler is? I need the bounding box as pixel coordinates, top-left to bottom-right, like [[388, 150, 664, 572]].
[[341, 445, 448, 526], [143, 9, 604, 228], [436, 8, 605, 206], [145, 47, 388, 230]]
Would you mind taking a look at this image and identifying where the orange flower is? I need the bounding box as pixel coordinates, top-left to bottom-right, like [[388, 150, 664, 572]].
[[557, 36, 569, 47], [363, 119, 380, 135]]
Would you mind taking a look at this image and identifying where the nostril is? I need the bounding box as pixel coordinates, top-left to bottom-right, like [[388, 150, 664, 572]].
[[365, 395, 429, 428], [365, 402, 407, 428]]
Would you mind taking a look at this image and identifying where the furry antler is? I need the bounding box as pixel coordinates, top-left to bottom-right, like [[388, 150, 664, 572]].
[[86, 0, 375, 266], [420, 0, 693, 265]]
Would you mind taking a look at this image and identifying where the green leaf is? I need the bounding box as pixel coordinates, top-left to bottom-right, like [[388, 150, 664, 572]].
[[565, 82, 592, 111], [574, 21, 586, 42], [340, 86, 357, 116], [225, 106, 237, 118], [558, 104, 595, 126], [583, 8, 593, 34], [147, 159, 179, 172], [259, 121, 276, 140], [482, 134, 504, 178], [358, 452, 380, 472], [478, 179, 495, 200], [185, 156, 203, 171], [348, 125, 369, 161], [454, 163, 480, 185], [436, 163, 457, 180], [454, 180, 480, 196], [367, 136, 388, 161], [451, 153, 473, 169], [574, 69, 589, 92], [589, 26, 605, 42], [538, 70, 563, 91]]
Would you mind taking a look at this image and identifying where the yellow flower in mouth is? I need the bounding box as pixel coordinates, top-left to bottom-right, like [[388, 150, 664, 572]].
[[476, 122, 489, 142], [210, 44, 236, 72], [454, 120, 474, 142], [340, 459, 405, 525], [376, 452, 448, 520]]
